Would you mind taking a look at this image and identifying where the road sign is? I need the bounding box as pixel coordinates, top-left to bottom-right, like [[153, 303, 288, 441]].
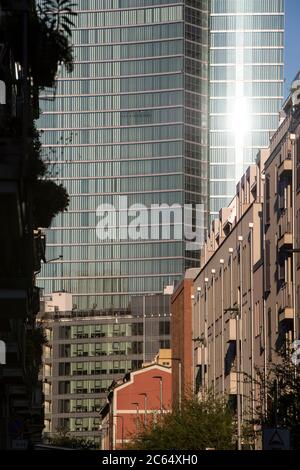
[[263, 428, 290, 450]]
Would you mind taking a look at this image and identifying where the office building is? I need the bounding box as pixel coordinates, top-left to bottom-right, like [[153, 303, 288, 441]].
[[38, 0, 209, 309], [38, 291, 171, 446], [209, 0, 284, 216]]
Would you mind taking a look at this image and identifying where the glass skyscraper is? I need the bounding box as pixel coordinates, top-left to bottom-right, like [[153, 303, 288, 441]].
[[38, 1, 209, 309], [209, 0, 284, 216]]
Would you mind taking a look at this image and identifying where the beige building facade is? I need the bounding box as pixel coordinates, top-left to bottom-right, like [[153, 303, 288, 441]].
[[193, 154, 266, 429], [188, 78, 300, 448]]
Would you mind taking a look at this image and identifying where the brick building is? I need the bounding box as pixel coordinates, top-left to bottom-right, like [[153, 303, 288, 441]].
[[171, 268, 199, 407], [100, 364, 171, 450]]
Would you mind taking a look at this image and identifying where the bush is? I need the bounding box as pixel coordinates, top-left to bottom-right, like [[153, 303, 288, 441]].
[[32, 180, 69, 228]]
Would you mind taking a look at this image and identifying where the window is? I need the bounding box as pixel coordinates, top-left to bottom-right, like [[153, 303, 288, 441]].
[[265, 240, 271, 292], [265, 174, 270, 223], [267, 308, 272, 362], [254, 302, 260, 337]]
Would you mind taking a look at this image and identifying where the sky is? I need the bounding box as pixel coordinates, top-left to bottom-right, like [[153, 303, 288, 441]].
[[285, 0, 300, 96]]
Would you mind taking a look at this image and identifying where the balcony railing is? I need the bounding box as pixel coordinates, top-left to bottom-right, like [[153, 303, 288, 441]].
[[280, 282, 293, 310], [225, 318, 237, 342], [279, 207, 292, 238]]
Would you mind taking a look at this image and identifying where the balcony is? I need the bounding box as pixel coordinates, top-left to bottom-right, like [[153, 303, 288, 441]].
[[195, 346, 207, 366], [278, 154, 292, 178], [225, 318, 236, 342], [278, 208, 292, 250], [279, 282, 294, 323], [228, 372, 237, 395]]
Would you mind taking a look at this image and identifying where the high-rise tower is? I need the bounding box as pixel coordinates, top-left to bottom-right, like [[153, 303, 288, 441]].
[[209, 0, 284, 216], [38, 1, 209, 309]]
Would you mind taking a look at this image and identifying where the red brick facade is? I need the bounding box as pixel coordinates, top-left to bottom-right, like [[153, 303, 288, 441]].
[[171, 269, 199, 407], [100, 364, 171, 449]]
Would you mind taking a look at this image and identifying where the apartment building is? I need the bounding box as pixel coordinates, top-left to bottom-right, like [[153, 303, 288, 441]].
[[264, 76, 300, 360], [171, 75, 300, 448], [38, 291, 171, 447], [0, 0, 45, 449]]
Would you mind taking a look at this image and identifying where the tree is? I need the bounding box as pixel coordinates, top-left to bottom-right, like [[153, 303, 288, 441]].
[[252, 350, 300, 449], [37, 0, 77, 36], [126, 394, 235, 450]]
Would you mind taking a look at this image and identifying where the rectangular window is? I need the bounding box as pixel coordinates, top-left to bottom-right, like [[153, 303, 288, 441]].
[[265, 240, 271, 292], [267, 308, 272, 362], [254, 302, 260, 337], [265, 174, 270, 223]]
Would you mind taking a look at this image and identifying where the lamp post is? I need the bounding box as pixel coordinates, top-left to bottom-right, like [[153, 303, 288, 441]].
[[290, 132, 297, 343], [248, 223, 255, 421], [224, 306, 241, 450], [191, 294, 195, 394], [131, 402, 140, 432], [138, 393, 148, 426], [152, 376, 163, 415], [170, 358, 182, 409], [45, 254, 63, 263], [220, 259, 225, 395], [211, 268, 216, 396], [114, 415, 124, 449], [43, 254, 63, 290]]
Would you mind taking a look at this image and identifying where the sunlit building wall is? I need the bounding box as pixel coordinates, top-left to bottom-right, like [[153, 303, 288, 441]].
[[209, 0, 284, 217]]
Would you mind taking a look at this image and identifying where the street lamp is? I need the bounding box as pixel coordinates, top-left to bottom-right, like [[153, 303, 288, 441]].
[[131, 402, 140, 432], [224, 306, 241, 451], [114, 415, 124, 449], [139, 393, 148, 426], [44, 254, 63, 263], [152, 376, 163, 415]]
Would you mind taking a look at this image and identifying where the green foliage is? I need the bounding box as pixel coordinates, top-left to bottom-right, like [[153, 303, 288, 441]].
[[37, 0, 77, 36], [127, 394, 235, 450], [32, 179, 69, 228], [253, 352, 300, 449], [24, 326, 48, 395], [26, 326, 48, 369], [29, 16, 74, 87], [48, 427, 97, 449], [28, 123, 47, 179]]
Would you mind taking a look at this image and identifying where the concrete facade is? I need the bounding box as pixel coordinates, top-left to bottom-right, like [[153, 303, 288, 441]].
[[38, 292, 171, 447]]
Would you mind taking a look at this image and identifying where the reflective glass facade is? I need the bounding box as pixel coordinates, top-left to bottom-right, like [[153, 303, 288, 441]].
[[209, 0, 284, 215], [38, 1, 209, 309]]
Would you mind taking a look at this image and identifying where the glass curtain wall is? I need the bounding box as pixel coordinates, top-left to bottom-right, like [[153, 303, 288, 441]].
[[209, 0, 284, 216], [38, 1, 209, 309]]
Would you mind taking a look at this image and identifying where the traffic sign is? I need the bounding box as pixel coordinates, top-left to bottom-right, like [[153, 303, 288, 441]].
[[263, 428, 290, 450]]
